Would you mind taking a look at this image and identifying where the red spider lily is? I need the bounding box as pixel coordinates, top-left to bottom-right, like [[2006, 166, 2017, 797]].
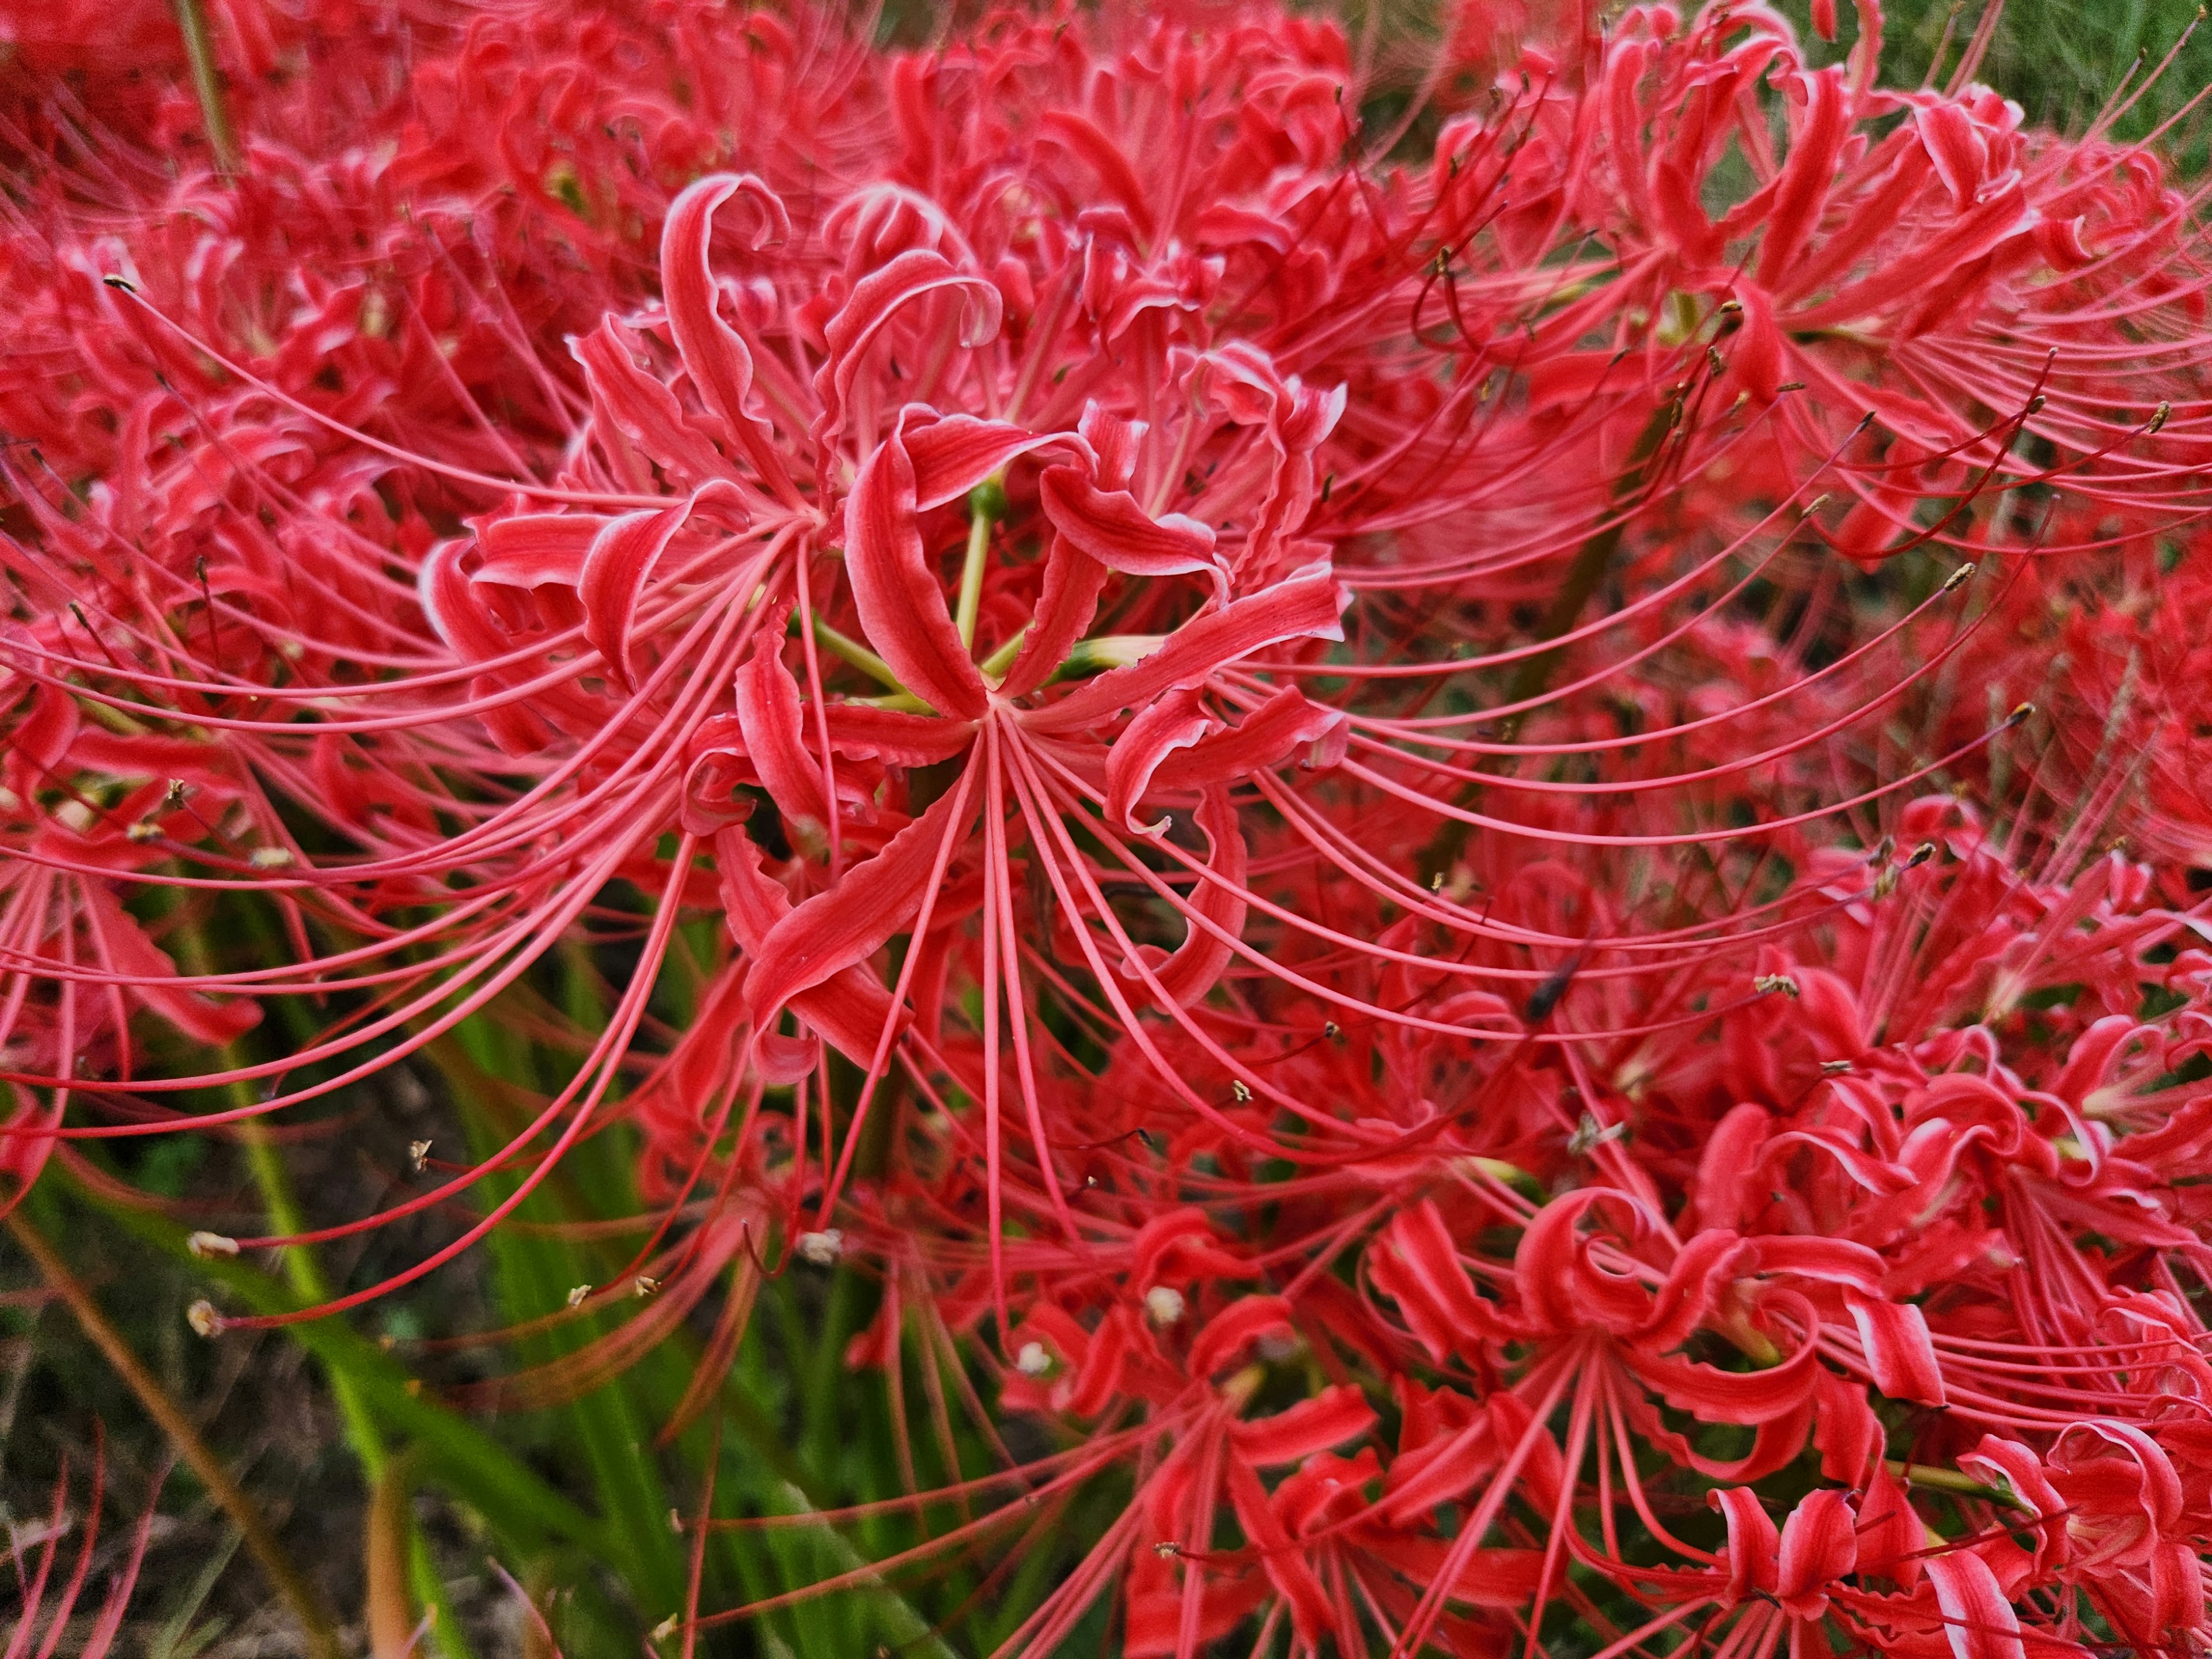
[[0, 0, 2080, 1241], [5, 1, 2212, 1656]]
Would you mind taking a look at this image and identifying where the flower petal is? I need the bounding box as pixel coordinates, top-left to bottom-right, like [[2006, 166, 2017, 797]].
[[844, 413, 991, 719], [823, 704, 976, 767], [1146, 686, 1347, 794], [905, 413, 1084, 510], [1372, 1199, 1501, 1365], [1922, 1552, 2027, 1659], [1186, 1294, 1294, 1379], [472, 513, 604, 590], [998, 535, 1108, 699], [1755, 68, 1849, 289], [1776, 1488, 1857, 1618], [573, 317, 729, 486], [1025, 557, 1346, 734], [1709, 1487, 1780, 1603], [1846, 1291, 1947, 1407], [579, 507, 690, 693], [1039, 465, 1218, 581], [1119, 787, 1248, 1009], [714, 826, 897, 1067], [1104, 686, 1213, 834], [661, 174, 791, 490], [1639, 1294, 1824, 1425], [810, 250, 1001, 456], [1226, 1385, 1376, 1466], [743, 771, 980, 1032], [733, 638, 828, 827]]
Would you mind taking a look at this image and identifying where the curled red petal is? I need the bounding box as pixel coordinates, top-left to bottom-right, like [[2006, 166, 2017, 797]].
[[1730, 283, 1786, 403], [1775, 1488, 1857, 1618], [1146, 685, 1347, 794], [1185, 1294, 1294, 1379], [1756, 68, 1849, 289], [1859, 1464, 1930, 1590], [1922, 1551, 2027, 1659], [1227, 1384, 1376, 1465], [1104, 686, 1213, 834], [579, 506, 691, 694], [743, 771, 980, 1033], [573, 317, 729, 487], [1024, 558, 1347, 734], [661, 173, 791, 490], [811, 251, 1001, 454], [998, 535, 1107, 700], [1038, 465, 1218, 581], [1639, 1291, 1824, 1425], [1638, 1227, 1748, 1353], [1039, 109, 1156, 241], [1709, 1487, 1781, 1603], [1224, 1460, 1335, 1650], [681, 715, 756, 837], [416, 537, 510, 662], [1119, 787, 1247, 1009], [844, 414, 991, 719], [1515, 1190, 1655, 1336], [905, 413, 1084, 510], [714, 826, 897, 1067], [823, 704, 976, 767], [1752, 1235, 1888, 1298], [1846, 1291, 1948, 1407], [1371, 1199, 1503, 1363], [472, 513, 603, 590], [734, 639, 828, 827]]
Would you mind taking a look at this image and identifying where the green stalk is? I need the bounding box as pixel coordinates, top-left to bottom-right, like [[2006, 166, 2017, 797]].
[[955, 475, 1007, 651], [175, 927, 472, 1658], [1885, 1459, 2029, 1512], [172, 0, 241, 176], [760, 1482, 964, 1659], [978, 626, 1027, 680], [787, 610, 904, 692], [233, 1103, 472, 1657]]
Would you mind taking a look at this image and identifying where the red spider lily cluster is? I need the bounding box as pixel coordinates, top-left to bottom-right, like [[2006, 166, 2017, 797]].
[[6, 0, 2212, 1653]]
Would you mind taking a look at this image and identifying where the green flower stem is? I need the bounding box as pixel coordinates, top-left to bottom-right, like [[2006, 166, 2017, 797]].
[[172, 0, 241, 176], [787, 610, 905, 692], [978, 625, 1027, 680], [232, 1093, 473, 1658], [762, 1481, 964, 1659], [175, 927, 472, 1658], [1054, 633, 1166, 680], [956, 475, 1008, 652], [1885, 1459, 2029, 1512]]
